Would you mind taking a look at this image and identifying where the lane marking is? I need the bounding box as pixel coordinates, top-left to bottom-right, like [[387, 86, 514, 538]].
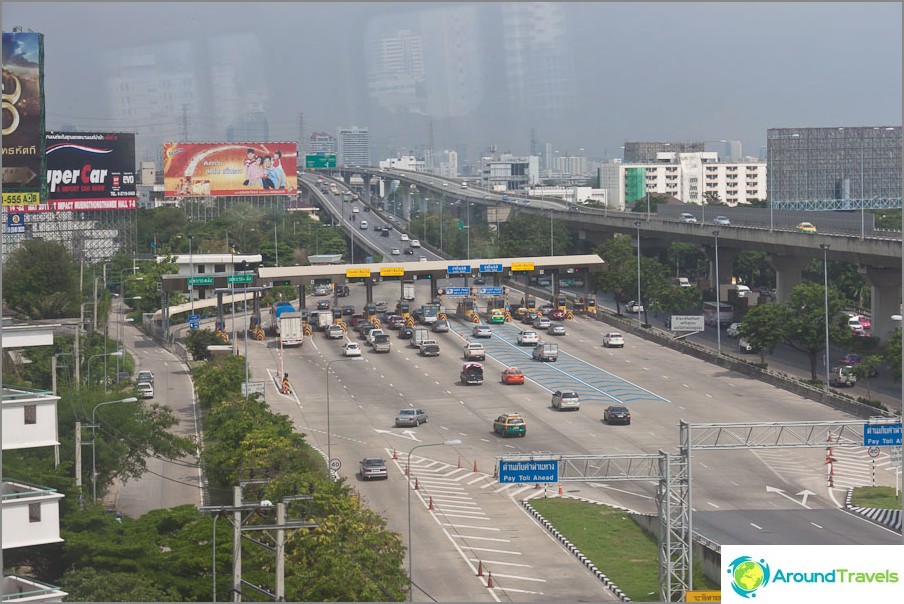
[[750, 523, 763, 530], [491, 573, 546, 583], [452, 535, 511, 543], [467, 558, 531, 568], [441, 523, 502, 531], [459, 546, 522, 555]]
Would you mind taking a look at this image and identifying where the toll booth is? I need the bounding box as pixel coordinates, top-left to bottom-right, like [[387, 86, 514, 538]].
[[581, 296, 596, 314], [556, 293, 567, 311], [525, 296, 537, 311], [332, 308, 343, 323], [396, 300, 410, 318], [364, 303, 377, 320]]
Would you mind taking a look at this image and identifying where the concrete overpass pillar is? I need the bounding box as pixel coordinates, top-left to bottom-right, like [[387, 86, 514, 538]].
[[704, 246, 740, 294], [766, 255, 808, 303], [860, 267, 901, 342], [401, 187, 412, 223]]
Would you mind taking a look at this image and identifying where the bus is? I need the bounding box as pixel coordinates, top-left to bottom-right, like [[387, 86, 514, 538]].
[[703, 301, 734, 327]]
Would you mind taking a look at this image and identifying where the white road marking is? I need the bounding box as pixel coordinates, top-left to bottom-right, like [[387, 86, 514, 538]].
[[508, 485, 534, 497], [489, 587, 543, 595], [442, 523, 501, 531], [491, 573, 546, 583], [437, 512, 492, 520], [750, 523, 763, 530], [810, 522, 823, 529], [707, 501, 720, 508], [459, 546, 522, 555], [468, 558, 531, 568], [452, 535, 511, 543]]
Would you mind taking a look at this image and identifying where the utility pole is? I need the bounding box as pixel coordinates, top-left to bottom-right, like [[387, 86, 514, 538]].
[[75, 260, 84, 388], [233, 486, 242, 602], [276, 503, 286, 601], [74, 421, 82, 490]]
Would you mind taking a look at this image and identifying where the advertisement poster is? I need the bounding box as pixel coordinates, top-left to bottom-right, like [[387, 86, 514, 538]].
[[2, 31, 45, 200], [163, 142, 298, 198]]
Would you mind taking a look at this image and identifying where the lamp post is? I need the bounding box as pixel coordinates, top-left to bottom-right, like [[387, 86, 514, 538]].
[[713, 230, 722, 355], [634, 221, 642, 327], [87, 350, 124, 392], [438, 199, 444, 252], [325, 357, 363, 479], [407, 439, 462, 601], [90, 396, 139, 503], [549, 204, 554, 256], [820, 243, 831, 390], [117, 298, 140, 378], [188, 234, 195, 317], [422, 197, 428, 244], [466, 202, 473, 260]]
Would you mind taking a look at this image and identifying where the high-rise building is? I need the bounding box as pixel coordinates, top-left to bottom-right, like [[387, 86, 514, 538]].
[[366, 28, 426, 114], [337, 127, 370, 166], [623, 142, 705, 163], [481, 154, 540, 190], [309, 132, 337, 155], [767, 126, 902, 202]]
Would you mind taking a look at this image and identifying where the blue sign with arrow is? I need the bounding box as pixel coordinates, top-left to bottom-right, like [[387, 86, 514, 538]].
[[447, 265, 472, 275], [479, 263, 503, 273], [444, 287, 471, 297], [478, 287, 503, 296]]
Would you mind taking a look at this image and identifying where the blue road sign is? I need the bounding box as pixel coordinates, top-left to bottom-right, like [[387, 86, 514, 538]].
[[6, 212, 25, 234], [447, 265, 472, 275], [478, 287, 503, 296], [188, 314, 201, 322], [445, 287, 471, 297], [498, 459, 559, 484], [480, 263, 503, 273], [863, 423, 902, 447]]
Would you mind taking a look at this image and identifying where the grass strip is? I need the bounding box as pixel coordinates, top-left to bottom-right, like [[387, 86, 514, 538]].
[[851, 486, 902, 510]]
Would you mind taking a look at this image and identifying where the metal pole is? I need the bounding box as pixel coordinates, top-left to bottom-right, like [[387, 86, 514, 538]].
[[467, 203, 471, 260], [821, 243, 831, 389], [634, 221, 642, 327], [90, 397, 138, 504], [439, 200, 443, 251], [232, 486, 242, 602], [243, 296, 249, 399], [549, 206, 554, 256], [860, 141, 865, 240], [189, 235, 195, 317], [714, 230, 721, 355], [276, 502, 285, 601], [275, 221, 279, 267]]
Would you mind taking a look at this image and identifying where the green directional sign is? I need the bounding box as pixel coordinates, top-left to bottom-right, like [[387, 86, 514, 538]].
[[228, 274, 253, 284], [305, 154, 337, 169], [188, 276, 214, 286]]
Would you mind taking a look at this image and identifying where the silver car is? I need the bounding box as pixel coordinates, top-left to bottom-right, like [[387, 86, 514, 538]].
[[551, 389, 580, 411], [395, 408, 428, 427], [548, 324, 566, 336]]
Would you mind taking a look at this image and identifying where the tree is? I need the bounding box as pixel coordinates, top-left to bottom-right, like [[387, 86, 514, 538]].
[[3, 238, 80, 319], [656, 285, 702, 315], [885, 328, 902, 383], [666, 242, 706, 279], [192, 354, 246, 408], [739, 303, 787, 364], [783, 283, 850, 381], [498, 213, 572, 257], [734, 251, 775, 290], [591, 235, 636, 314], [851, 354, 883, 400], [185, 328, 224, 361]]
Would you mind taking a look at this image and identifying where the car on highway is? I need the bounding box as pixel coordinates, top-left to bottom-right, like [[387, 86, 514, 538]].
[[395, 408, 428, 427], [317, 300, 331, 310], [517, 330, 540, 345], [679, 213, 698, 224], [726, 323, 742, 338], [602, 332, 625, 348], [472, 324, 492, 338], [538, 303, 555, 315], [335, 285, 350, 297], [387, 315, 406, 329], [548, 324, 566, 336], [551, 389, 581, 411], [533, 316, 552, 330], [399, 326, 414, 339], [359, 220, 368, 230], [796, 221, 817, 234], [856, 315, 872, 330], [463, 342, 486, 360], [501, 367, 525, 385], [713, 215, 731, 226], [400, 233, 410, 242], [603, 405, 631, 425], [410, 239, 421, 248], [391, 248, 401, 255], [493, 413, 526, 438], [313, 284, 331, 296], [419, 256, 427, 262], [136, 381, 154, 399], [625, 300, 643, 314], [838, 353, 878, 376], [432, 320, 450, 333], [404, 248, 415, 255], [341, 305, 355, 316], [136, 370, 154, 385], [352, 207, 360, 213], [326, 324, 345, 339], [375, 301, 388, 313], [359, 457, 388, 480], [343, 342, 362, 357], [521, 311, 539, 324], [548, 309, 566, 321]]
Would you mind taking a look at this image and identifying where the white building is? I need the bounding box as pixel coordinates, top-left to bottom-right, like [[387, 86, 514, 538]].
[[308, 131, 337, 155], [525, 186, 607, 205], [379, 156, 426, 172], [481, 154, 540, 191], [438, 150, 459, 178], [2, 322, 68, 601], [337, 127, 370, 167]]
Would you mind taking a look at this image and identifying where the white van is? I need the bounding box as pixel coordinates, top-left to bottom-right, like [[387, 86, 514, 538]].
[[460, 182, 468, 189], [360, 220, 368, 230]]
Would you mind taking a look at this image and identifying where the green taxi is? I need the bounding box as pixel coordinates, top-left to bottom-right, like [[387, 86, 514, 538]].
[[493, 413, 527, 438]]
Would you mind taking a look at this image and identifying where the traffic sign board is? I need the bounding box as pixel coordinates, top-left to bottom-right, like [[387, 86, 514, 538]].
[[305, 154, 337, 169], [863, 423, 902, 447], [188, 314, 200, 322], [228, 273, 253, 284], [479, 263, 503, 273], [189, 276, 214, 286], [670, 315, 705, 331], [890, 446, 902, 469], [329, 458, 342, 471], [444, 287, 471, 297], [498, 459, 558, 484], [478, 287, 503, 296], [447, 264, 472, 275], [867, 446, 880, 458]]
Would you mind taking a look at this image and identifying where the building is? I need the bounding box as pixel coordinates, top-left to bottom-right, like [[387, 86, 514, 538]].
[[481, 154, 540, 191], [308, 131, 337, 155], [597, 160, 624, 210], [2, 322, 68, 602], [379, 156, 425, 172], [623, 141, 705, 163], [438, 150, 459, 178], [337, 127, 370, 167], [366, 28, 426, 114], [554, 155, 589, 178], [618, 152, 767, 208], [767, 126, 902, 203]]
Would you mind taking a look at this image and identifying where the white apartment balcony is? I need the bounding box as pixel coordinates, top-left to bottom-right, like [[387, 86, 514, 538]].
[[0, 576, 67, 602], [1, 480, 63, 549], [1, 387, 60, 451]]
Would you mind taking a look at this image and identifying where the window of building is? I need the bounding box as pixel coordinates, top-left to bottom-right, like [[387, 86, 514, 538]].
[[197, 265, 205, 274], [214, 264, 226, 273], [24, 405, 37, 425], [29, 503, 41, 523]]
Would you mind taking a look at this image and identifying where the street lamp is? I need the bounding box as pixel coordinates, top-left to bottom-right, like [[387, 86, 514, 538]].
[[634, 221, 642, 327], [713, 230, 722, 355], [407, 439, 462, 601], [325, 357, 363, 479], [87, 350, 124, 392], [549, 205, 554, 256], [90, 396, 139, 503], [188, 234, 195, 317], [820, 243, 831, 390], [466, 202, 474, 260]]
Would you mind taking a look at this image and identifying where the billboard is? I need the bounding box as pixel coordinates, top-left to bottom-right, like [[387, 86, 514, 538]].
[[163, 142, 298, 198], [6, 131, 138, 213], [2, 31, 46, 203]]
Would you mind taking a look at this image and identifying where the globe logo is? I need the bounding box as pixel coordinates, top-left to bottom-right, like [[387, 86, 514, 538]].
[[727, 556, 771, 598]]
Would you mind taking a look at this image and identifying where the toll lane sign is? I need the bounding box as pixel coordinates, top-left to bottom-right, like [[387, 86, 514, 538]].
[[498, 459, 558, 484], [863, 423, 902, 447]]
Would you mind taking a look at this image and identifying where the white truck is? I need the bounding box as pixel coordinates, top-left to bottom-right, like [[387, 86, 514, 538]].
[[278, 312, 304, 347], [366, 328, 385, 347], [463, 342, 486, 361], [402, 281, 416, 301], [311, 310, 332, 332], [411, 326, 430, 349], [419, 339, 439, 357], [531, 342, 558, 362]]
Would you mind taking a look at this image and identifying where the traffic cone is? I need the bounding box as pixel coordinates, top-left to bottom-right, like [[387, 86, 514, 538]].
[[393, 449, 398, 460], [415, 477, 419, 490], [558, 484, 563, 495], [428, 497, 434, 511], [405, 464, 409, 476], [473, 460, 478, 473], [477, 561, 484, 577], [457, 455, 462, 469], [487, 572, 493, 588]]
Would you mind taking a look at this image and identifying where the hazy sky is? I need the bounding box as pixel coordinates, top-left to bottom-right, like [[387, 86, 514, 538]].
[[3, 2, 901, 164]]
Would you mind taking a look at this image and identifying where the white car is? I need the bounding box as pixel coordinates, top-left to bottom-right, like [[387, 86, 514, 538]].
[[713, 215, 731, 226], [602, 332, 625, 348], [410, 239, 421, 248], [625, 300, 643, 313], [326, 324, 345, 339], [400, 234, 410, 242], [344, 342, 362, 357], [517, 330, 540, 346], [391, 248, 401, 255], [136, 382, 154, 399]]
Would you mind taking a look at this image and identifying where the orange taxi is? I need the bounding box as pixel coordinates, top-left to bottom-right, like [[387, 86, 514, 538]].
[[501, 367, 525, 385]]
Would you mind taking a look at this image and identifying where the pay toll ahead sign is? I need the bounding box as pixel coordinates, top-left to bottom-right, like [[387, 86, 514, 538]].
[[863, 423, 902, 447], [498, 459, 558, 484]]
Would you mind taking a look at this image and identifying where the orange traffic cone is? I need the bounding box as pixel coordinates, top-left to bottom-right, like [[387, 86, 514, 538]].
[[473, 460, 478, 473], [415, 477, 420, 490], [558, 485, 563, 495], [477, 561, 484, 577], [457, 455, 462, 469], [393, 449, 398, 460], [487, 571, 493, 588], [428, 497, 434, 511]]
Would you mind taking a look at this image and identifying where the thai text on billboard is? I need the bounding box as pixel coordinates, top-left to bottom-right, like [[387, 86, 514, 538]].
[[163, 142, 298, 198], [2, 31, 46, 197]]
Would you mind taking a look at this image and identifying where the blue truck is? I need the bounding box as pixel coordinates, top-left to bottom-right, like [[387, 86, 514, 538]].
[[269, 301, 297, 336]]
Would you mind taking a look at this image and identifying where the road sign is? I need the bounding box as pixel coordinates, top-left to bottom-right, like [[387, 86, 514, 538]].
[[478, 287, 503, 296], [241, 381, 266, 397], [867, 446, 880, 458], [479, 263, 503, 273], [444, 287, 471, 297], [890, 446, 901, 469], [305, 154, 337, 169], [228, 273, 253, 284], [685, 591, 721, 603], [670, 315, 705, 331], [380, 266, 404, 277], [346, 268, 370, 278], [498, 459, 559, 484], [511, 261, 535, 272], [447, 264, 472, 275], [863, 423, 902, 447], [189, 276, 214, 286], [329, 458, 342, 471]]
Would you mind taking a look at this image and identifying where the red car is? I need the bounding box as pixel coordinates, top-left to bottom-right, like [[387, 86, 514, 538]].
[[501, 367, 525, 385], [549, 309, 566, 321], [857, 315, 872, 330], [838, 353, 863, 367]]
